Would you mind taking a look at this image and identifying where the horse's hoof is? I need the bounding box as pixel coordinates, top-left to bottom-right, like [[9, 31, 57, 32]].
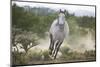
[[49, 55, 54, 60]]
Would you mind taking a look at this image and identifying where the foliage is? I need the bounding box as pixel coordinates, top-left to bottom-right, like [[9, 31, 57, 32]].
[[12, 28, 38, 53], [12, 49, 96, 65], [59, 46, 96, 61], [12, 3, 57, 37], [77, 16, 96, 30]]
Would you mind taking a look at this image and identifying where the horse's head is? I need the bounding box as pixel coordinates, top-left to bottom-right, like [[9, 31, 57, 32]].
[[58, 9, 66, 28], [58, 9, 66, 25]]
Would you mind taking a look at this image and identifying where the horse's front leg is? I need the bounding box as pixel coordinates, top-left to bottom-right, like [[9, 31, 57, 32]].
[[54, 41, 63, 59], [52, 40, 59, 57]]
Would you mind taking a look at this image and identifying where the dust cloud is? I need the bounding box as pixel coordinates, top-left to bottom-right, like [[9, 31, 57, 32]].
[[30, 30, 95, 53]]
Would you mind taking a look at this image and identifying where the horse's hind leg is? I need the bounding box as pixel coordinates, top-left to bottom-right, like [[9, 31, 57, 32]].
[[49, 34, 54, 55]]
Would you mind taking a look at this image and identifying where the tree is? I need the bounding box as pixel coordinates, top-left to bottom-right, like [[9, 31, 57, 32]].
[[16, 31, 38, 53]]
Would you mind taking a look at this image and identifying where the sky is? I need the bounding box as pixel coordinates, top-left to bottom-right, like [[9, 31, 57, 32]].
[[12, 1, 95, 17]]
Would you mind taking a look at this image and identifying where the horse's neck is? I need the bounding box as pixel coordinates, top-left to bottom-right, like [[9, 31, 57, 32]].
[[56, 19, 59, 25]]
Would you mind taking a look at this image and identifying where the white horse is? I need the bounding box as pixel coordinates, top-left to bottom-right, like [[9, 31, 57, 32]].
[[49, 9, 69, 59]]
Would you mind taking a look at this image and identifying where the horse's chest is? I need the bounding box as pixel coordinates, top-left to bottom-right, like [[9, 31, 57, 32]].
[[53, 28, 65, 41]]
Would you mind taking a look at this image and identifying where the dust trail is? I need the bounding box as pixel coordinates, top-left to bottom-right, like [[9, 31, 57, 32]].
[[30, 32, 50, 52], [33, 36, 50, 50], [30, 29, 95, 53], [64, 29, 95, 53]]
